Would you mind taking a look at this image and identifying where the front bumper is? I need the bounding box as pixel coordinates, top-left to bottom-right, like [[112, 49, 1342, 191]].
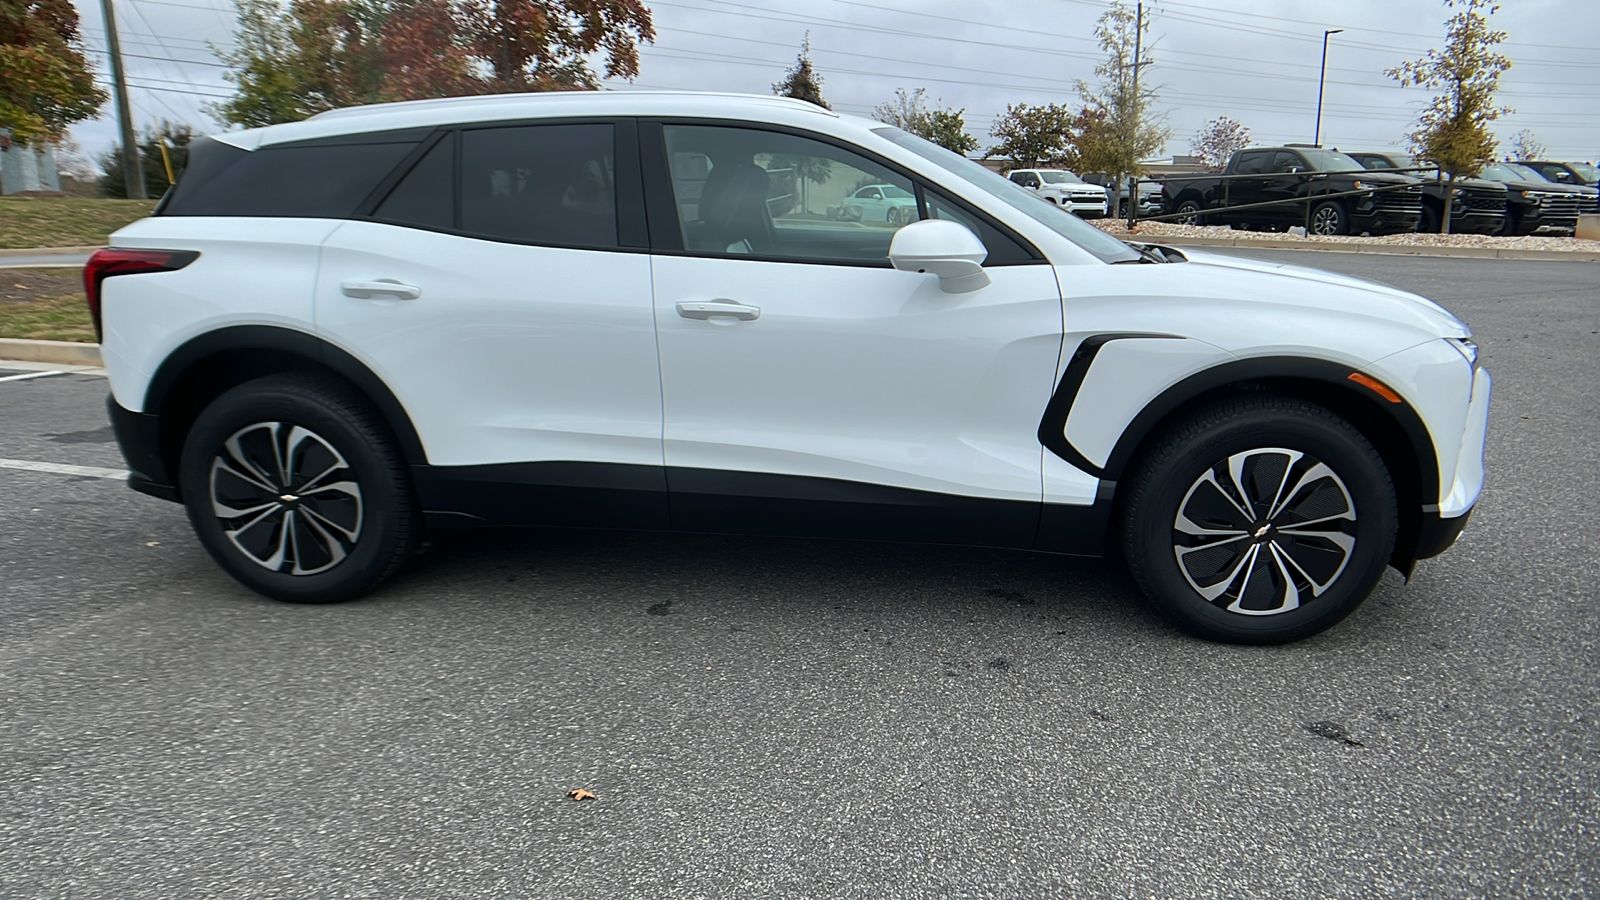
[[1064, 197, 1110, 218], [107, 394, 181, 502], [1412, 365, 1490, 561], [1416, 507, 1473, 560]]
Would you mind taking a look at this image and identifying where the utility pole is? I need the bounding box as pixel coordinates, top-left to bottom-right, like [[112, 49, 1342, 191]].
[[1314, 29, 1343, 148], [1126, 1, 1143, 228], [100, 0, 145, 199]]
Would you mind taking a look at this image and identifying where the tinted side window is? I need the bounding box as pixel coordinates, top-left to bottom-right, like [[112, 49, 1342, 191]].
[[1270, 151, 1303, 173], [662, 124, 916, 264], [156, 137, 247, 215], [163, 142, 417, 217], [925, 189, 1035, 266], [1232, 152, 1267, 175], [373, 136, 453, 230], [460, 124, 617, 248]]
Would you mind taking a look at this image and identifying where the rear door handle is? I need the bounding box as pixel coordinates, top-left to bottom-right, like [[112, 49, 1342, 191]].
[[342, 279, 421, 300], [676, 299, 760, 321]]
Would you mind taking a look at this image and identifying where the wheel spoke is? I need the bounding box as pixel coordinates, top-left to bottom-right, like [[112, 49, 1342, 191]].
[[223, 425, 283, 491], [1193, 543, 1259, 602], [291, 510, 349, 575]]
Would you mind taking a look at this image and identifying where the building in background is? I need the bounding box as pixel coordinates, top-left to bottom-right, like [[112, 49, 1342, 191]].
[[0, 129, 64, 195]]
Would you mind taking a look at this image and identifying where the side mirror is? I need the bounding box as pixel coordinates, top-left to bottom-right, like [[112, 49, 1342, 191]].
[[889, 219, 990, 293]]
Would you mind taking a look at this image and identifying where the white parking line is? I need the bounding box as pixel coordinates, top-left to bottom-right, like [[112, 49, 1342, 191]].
[[0, 370, 65, 384], [0, 458, 128, 480]]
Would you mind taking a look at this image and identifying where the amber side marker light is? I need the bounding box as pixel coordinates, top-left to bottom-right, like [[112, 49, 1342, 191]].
[[1348, 372, 1403, 404]]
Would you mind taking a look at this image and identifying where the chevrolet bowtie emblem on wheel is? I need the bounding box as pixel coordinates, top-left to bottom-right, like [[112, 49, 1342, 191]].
[[1254, 525, 1271, 539]]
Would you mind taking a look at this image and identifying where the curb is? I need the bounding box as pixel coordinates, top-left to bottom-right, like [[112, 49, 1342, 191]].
[[0, 338, 103, 366], [1127, 234, 1600, 262], [0, 245, 102, 258]]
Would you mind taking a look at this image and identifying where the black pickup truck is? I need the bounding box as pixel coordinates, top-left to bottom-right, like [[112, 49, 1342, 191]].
[[1475, 162, 1594, 234], [1345, 151, 1507, 234], [1163, 146, 1423, 235], [1512, 160, 1600, 213]]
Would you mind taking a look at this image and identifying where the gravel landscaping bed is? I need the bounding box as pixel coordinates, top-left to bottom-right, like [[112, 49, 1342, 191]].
[[1093, 219, 1600, 252]]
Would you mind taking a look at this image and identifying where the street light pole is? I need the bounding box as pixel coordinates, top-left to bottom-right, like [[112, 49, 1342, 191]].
[[1314, 28, 1344, 147]]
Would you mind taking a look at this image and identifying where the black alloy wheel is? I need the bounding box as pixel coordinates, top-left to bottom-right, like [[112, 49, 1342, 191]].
[[1175, 199, 1205, 226], [1309, 200, 1349, 236], [179, 373, 420, 603], [1121, 395, 1398, 644]]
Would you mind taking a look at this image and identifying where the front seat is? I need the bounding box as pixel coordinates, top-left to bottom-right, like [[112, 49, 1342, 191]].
[[689, 161, 775, 254]]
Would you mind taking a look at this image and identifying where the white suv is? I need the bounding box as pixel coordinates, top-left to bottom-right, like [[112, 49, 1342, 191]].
[[92, 91, 1490, 643], [1005, 168, 1110, 218]]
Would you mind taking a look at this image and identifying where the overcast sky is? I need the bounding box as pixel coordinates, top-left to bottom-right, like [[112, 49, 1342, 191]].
[[64, 0, 1599, 166]]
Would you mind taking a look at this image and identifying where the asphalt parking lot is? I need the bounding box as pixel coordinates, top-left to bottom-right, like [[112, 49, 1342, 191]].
[[1, 250, 1595, 899]]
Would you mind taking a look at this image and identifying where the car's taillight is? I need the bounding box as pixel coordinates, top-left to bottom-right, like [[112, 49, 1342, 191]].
[[83, 248, 199, 340]]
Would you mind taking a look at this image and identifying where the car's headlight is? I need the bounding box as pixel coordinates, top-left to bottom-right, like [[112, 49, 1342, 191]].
[[1446, 336, 1479, 370]]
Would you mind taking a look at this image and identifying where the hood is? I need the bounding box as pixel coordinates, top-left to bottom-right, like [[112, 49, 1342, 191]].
[[1167, 248, 1469, 339], [1445, 177, 1506, 192], [1486, 177, 1590, 194], [1340, 170, 1419, 185]]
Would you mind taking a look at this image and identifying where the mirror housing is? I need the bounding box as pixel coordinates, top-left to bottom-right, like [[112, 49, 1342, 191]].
[[888, 219, 990, 293]]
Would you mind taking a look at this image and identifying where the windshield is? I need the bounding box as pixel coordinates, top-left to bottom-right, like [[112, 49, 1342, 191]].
[[1369, 153, 1417, 170], [874, 127, 1139, 264], [1480, 163, 1527, 183], [1505, 163, 1549, 182], [881, 185, 912, 199], [1039, 171, 1081, 184], [1299, 148, 1365, 172]]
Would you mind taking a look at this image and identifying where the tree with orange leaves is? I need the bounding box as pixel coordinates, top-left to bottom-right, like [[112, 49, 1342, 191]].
[[215, 0, 654, 127]]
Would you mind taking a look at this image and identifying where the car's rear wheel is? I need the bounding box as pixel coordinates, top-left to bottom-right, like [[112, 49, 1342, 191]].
[[1120, 396, 1397, 644], [179, 373, 420, 603]]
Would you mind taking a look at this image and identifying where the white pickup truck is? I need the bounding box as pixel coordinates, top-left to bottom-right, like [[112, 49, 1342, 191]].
[[1005, 168, 1110, 218]]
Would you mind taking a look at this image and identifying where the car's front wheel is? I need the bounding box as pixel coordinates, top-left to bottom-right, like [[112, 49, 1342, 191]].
[[1120, 396, 1398, 644], [179, 373, 420, 603]]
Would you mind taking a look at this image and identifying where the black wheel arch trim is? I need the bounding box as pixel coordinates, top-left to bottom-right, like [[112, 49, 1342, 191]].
[[142, 324, 430, 468], [1036, 333, 1184, 479], [1039, 345, 1442, 506]]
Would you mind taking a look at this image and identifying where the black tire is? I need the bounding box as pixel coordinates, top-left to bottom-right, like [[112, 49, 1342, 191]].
[[1419, 204, 1441, 234], [1309, 200, 1349, 236], [178, 373, 421, 604], [1120, 395, 1398, 644], [1174, 199, 1206, 226]]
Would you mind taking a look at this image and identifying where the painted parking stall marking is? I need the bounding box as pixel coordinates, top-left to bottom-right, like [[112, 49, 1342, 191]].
[[0, 371, 66, 384], [0, 458, 127, 480]]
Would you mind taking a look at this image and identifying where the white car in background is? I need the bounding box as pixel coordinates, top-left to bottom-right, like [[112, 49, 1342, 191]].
[[91, 91, 1488, 644], [1006, 168, 1110, 218], [833, 183, 918, 225]]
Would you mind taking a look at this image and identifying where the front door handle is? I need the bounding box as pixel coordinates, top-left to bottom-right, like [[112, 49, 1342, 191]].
[[342, 279, 421, 300], [676, 299, 760, 321]]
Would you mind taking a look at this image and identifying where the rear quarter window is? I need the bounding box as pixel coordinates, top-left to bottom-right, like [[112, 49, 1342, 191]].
[[162, 141, 419, 218]]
